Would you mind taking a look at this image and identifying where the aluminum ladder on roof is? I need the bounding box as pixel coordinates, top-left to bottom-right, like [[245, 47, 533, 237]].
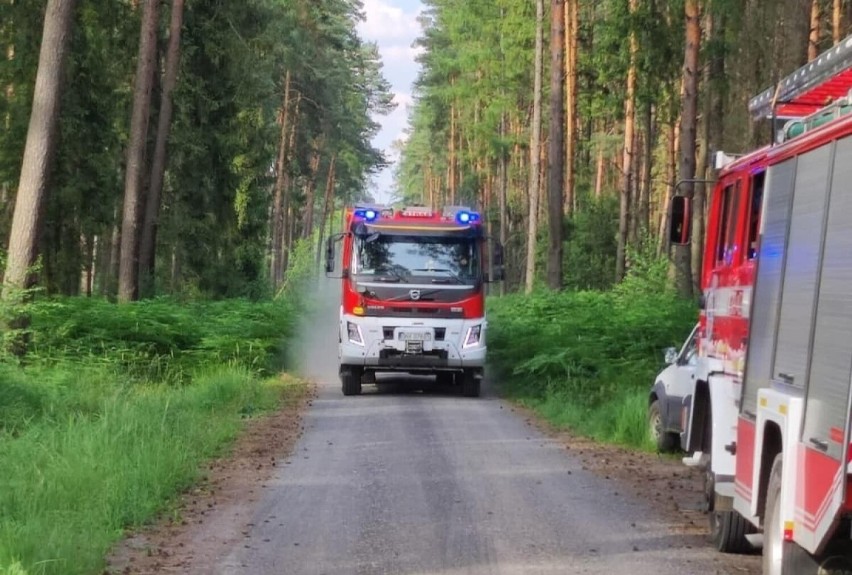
[[750, 35, 852, 120]]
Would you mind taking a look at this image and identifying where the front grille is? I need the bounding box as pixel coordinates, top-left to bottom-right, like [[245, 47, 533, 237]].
[[366, 306, 464, 319]]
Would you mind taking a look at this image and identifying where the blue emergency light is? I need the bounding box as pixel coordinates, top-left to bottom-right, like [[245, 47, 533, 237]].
[[354, 208, 379, 222], [455, 210, 480, 224]]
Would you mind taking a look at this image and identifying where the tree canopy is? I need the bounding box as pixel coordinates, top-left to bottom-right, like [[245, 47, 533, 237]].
[[398, 0, 831, 293], [0, 0, 394, 299]]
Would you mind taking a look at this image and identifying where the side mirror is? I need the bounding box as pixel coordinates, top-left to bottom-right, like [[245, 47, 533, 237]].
[[664, 347, 679, 365], [669, 196, 692, 245], [493, 242, 504, 267], [325, 237, 336, 273], [487, 239, 505, 283], [325, 233, 346, 276]]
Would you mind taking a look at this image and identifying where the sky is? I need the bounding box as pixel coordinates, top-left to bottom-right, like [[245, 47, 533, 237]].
[[356, 0, 425, 204]]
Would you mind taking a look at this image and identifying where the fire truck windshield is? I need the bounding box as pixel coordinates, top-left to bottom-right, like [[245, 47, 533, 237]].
[[351, 234, 481, 285]]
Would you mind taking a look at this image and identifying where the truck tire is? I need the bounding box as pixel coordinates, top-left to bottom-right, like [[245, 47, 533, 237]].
[[461, 369, 481, 397], [341, 367, 362, 396], [763, 453, 819, 574], [648, 399, 677, 452], [818, 541, 852, 575], [702, 400, 756, 555], [711, 508, 754, 554]]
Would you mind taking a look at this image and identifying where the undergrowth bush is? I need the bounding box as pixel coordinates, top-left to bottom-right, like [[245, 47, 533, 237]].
[[0, 292, 307, 574], [22, 297, 296, 385], [487, 278, 696, 448]]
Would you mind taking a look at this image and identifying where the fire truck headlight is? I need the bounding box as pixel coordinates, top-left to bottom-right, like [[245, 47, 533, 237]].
[[347, 321, 365, 346], [463, 325, 482, 348]]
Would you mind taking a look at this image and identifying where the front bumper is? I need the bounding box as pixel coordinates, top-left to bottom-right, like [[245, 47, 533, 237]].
[[338, 312, 486, 371]]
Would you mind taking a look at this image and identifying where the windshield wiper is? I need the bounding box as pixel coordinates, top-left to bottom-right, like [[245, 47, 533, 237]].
[[412, 268, 465, 284], [374, 267, 407, 283]]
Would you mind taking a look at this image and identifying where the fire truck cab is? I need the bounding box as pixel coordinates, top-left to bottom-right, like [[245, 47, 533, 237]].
[[325, 204, 502, 397]]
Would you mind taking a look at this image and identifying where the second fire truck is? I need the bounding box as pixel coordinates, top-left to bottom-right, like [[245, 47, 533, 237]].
[[673, 37, 852, 574]]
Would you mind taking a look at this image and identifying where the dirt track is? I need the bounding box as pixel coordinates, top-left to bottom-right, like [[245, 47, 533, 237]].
[[107, 376, 760, 575], [107, 283, 760, 575]]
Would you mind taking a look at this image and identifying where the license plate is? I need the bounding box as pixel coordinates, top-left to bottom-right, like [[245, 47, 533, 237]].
[[399, 331, 432, 341], [406, 341, 423, 354]]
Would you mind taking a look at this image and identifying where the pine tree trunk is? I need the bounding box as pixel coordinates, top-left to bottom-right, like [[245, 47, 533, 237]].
[[563, 0, 578, 216], [525, 0, 545, 294], [498, 112, 508, 296], [3, 0, 77, 302], [675, 0, 700, 299], [80, 233, 94, 297], [315, 154, 337, 271], [539, 143, 548, 224], [281, 95, 300, 276], [301, 143, 322, 240], [629, 128, 641, 244], [641, 104, 654, 234], [547, 0, 565, 290], [106, 209, 121, 296], [594, 147, 604, 199], [809, 0, 821, 61], [449, 99, 457, 205], [94, 233, 111, 296], [834, 0, 843, 44], [657, 121, 676, 257], [139, 0, 184, 298], [846, 0, 852, 37], [170, 244, 181, 292], [426, 165, 434, 208], [692, 121, 708, 294], [692, 8, 715, 294], [616, 0, 638, 282], [271, 70, 292, 290], [118, 0, 159, 303]]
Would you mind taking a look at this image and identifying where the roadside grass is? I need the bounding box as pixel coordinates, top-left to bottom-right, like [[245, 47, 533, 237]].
[[487, 285, 695, 451], [0, 297, 308, 575]]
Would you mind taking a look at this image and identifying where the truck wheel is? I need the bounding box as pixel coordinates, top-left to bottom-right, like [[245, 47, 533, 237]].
[[763, 453, 819, 574], [648, 399, 677, 452], [341, 367, 362, 396], [461, 369, 481, 397], [818, 541, 852, 575], [711, 508, 754, 554]]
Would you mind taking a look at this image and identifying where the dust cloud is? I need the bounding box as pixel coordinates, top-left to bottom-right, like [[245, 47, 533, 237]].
[[287, 274, 341, 386]]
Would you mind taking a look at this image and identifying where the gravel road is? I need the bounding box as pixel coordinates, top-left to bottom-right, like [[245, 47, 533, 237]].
[[110, 282, 759, 575], [217, 379, 749, 575]]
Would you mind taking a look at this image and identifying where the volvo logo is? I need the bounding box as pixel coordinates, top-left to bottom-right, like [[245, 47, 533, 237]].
[[409, 289, 421, 301]]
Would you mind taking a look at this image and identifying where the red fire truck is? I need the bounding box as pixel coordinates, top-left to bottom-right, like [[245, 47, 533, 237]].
[[324, 204, 502, 397], [673, 39, 852, 574]]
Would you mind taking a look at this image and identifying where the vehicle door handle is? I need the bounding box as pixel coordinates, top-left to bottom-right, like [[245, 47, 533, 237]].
[[809, 437, 829, 452]]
